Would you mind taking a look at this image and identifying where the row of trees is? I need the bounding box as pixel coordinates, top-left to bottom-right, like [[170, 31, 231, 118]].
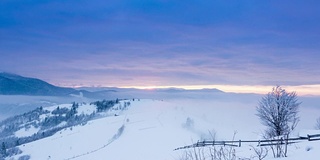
[[92, 99, 131, 112], [92, 100, 117, 112]]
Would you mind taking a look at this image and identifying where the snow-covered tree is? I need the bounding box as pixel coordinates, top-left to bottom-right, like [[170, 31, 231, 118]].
[[1, 142, 6, 156], [256, 86, 300, 158]]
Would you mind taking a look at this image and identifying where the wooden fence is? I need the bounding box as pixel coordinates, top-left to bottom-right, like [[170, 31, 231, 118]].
[[174, 134, 320, 151]]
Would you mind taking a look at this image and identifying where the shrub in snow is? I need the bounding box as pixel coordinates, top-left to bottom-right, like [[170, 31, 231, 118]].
[[178, 145, 236, 160], [256, 86, 300, 158], [305, 146, 313, 152], [178, 131, 239, 160], [183, 117, 194, 129], [250, 145, 268, 160]]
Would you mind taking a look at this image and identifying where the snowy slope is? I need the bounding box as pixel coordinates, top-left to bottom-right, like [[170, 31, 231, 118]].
[[8, 97, 320, 160], [11, 99, 202, 160]]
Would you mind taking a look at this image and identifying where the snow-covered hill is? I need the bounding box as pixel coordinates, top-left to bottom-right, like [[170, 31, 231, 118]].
[[2, 97, 319, 160]]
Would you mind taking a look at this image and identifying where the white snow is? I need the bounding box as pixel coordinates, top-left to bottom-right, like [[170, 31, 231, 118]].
[[75, 103, 96, 116], [15, 126, 39, 138], [7, 95, 320, 160]]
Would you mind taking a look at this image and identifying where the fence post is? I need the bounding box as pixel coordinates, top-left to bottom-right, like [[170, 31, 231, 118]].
[[307, 134, 310, 141], [239, 140, 241, 147]]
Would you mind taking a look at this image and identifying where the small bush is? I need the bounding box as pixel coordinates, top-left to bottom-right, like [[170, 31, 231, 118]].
[[305, 146, 313, 152], [183, 117, 194, 129]]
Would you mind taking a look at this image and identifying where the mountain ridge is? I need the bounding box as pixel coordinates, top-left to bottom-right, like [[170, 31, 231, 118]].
[[0, 72, 225, 97], [0, 72, 76, 96]]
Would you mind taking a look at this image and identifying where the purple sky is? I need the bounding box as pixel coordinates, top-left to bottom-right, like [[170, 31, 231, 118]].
[[1, 0, 320, 89]]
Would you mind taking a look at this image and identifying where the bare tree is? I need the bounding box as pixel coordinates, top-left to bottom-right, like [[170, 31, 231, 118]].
[[256, 86, 300, 158], [249, 145, 269, 160]]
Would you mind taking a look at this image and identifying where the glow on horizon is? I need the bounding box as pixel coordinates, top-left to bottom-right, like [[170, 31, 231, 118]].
[[118, 84, 320, 96]]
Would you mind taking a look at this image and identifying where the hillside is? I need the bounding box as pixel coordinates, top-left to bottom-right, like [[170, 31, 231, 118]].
[[0, 73, 226, 122], [0, 73, 76, 96], [0, 97, 319, 160]]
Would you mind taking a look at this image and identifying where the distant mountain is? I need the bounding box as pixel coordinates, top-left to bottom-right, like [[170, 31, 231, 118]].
[[0, 72, 77, 96], [154, 88, 223, 93], [0, 72, 225, 97], [76, 87, 119, 92], [77, 87, 223, 93]]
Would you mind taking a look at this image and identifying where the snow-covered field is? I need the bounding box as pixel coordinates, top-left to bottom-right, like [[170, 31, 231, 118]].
[[6, 93, 320, 160]]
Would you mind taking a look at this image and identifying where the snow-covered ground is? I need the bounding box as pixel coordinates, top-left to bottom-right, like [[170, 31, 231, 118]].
[[14, 126, 39, 138], [7, 95, 320, 160]]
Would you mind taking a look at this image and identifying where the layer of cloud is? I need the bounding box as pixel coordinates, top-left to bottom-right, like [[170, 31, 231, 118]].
[[1, 0, 320, 89]]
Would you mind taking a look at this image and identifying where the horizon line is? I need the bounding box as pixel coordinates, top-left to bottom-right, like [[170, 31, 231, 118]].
[[70, 84, 320, 96]]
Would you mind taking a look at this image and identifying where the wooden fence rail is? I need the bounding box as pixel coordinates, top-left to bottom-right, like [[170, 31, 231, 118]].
[[174, 134, 320, 151]]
